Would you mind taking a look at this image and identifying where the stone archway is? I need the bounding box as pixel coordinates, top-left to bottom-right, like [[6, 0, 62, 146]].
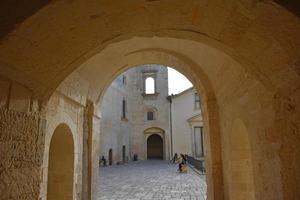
[[147, 134, 164, 160], [0, 1, 299, 199], [144, 127, 166, 160], [47, 123, 74, 200]]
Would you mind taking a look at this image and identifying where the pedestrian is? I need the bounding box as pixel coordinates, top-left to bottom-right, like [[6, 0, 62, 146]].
[[100, 156, 107, 166], [173, 153, 178, 163]]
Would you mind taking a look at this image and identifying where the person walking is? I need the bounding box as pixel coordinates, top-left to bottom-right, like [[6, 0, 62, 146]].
[[173, 153, 178, 163], [100, 156, 107, 166]]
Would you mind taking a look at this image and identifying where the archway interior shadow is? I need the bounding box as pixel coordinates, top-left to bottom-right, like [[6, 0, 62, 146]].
[[47, 124, 74, 200]]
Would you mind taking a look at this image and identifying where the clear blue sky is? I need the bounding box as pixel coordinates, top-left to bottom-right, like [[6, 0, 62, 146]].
[[168, 67, 193, 95]]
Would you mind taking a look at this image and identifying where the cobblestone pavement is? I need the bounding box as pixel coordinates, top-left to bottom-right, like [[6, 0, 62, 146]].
[[95, 160, 207, 200]]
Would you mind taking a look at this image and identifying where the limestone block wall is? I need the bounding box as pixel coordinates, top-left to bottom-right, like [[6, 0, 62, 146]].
[[0, 77, 46, 200]]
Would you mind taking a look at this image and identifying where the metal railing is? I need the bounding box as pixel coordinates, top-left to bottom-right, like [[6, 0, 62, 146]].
[[185, 155, 205, 174]]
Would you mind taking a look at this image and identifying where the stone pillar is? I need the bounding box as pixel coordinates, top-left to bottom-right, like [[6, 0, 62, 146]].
[[82, 100, 101, 200], [91, 114, 101, 199], [82, 104, 90, 200], [203, 98, 224, 200]]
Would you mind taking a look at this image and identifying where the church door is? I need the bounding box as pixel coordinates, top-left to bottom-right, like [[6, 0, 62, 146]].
[[147, 134, 163, 159]]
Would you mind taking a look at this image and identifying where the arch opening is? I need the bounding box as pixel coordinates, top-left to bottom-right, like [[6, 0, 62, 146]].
[[147, 134, 164, 160], [96, 62, 214, 199], [47, 123, 74, 200], [47, 36, 266, 200]]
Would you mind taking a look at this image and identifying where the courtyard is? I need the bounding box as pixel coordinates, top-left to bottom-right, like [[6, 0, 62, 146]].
[[1, 1, 300, 199], [96, 160, 207, 200]]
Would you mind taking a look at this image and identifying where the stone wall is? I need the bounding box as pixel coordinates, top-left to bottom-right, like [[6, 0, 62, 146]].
[[130, 65, 170, 160], [0, 108, 45, 200], [99, 70, 134, 164], [83, 100, 101, 200], [171, 87, 202, 156], [39, 71, 89, 200], [99, 64, 171, 162], [0, 77, 46, 200], [39, 91, 85, 200], [274, 90, 300, 199], [0, 1, 300, 199]]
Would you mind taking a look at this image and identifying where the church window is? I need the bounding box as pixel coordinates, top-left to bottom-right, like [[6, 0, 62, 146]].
[[194, 93, 200, 110], [147, 111, 154, 120], [145, 77, 155, 94], [194, 127, 204, 157], [122, 99, 126, 118], [122, 75, 126, 85]]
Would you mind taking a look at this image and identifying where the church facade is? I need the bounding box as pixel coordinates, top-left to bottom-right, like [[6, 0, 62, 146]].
[[99, 64, 203, 164]]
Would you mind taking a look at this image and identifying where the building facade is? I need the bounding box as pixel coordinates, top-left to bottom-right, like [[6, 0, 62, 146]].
[[99, 70, 134, 165], [170, 88, 204, 160], [99, 64, 173, 164]]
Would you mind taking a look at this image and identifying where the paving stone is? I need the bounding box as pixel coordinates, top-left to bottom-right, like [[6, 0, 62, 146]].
[[95, 160, 207, 200]]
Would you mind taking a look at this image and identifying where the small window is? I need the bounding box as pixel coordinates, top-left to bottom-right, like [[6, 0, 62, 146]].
[[194, 93, 200, 110], [122, 75, 126, 85], [194, 127, 204, 157], [122, 99, 126, 118], [147, 111, 154, 120], [145, 77, 155, 94]]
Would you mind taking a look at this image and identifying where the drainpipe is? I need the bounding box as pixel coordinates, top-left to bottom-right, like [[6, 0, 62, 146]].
[[166, 95, 173, 159]]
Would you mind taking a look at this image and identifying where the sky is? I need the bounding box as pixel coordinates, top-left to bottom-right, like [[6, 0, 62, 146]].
[[168, 67, 193, 95]]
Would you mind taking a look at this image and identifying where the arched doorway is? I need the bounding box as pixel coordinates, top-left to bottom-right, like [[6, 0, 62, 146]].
[[47, 124, 74, 200], [108, 149, 113, 165], [147, 134, 163, 160]]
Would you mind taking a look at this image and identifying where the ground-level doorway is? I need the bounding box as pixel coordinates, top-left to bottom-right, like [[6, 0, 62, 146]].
[[147, 134, 163, 160], [109, 149, 113, 165], [122, 145, 126, 162]]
